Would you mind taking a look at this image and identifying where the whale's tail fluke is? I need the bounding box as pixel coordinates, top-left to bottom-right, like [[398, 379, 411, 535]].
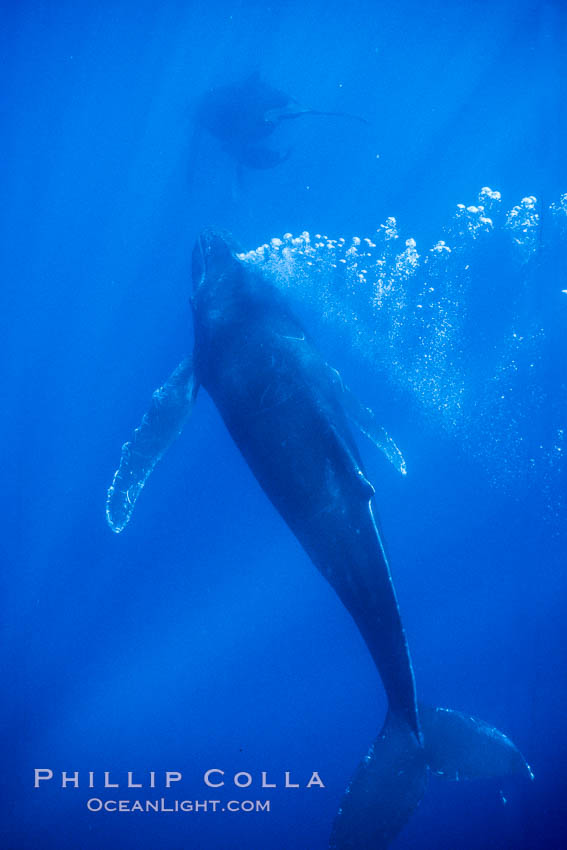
[[330, 705, 532, 849], [265, 103, 370, 127], [330, 710, 428, 850], [419, 704, 533, 782]]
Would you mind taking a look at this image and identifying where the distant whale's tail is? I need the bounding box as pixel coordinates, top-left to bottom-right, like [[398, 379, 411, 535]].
[[330, 705, 533, 849], [264, 103, 370, 127], [301, 108, 370, 126], [294, 108, 370, 126]]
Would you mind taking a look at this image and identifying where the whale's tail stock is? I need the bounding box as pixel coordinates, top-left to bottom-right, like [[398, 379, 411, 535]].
[[330, 704, 533, 849]]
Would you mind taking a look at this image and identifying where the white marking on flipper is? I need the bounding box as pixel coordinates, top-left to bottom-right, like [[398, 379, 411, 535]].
[[327, 363, 407, 476], [106, 356, 197, 533]]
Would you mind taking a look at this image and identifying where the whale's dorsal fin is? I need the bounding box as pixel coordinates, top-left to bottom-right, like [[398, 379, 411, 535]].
[[328, 365, 407, 476], [106, 357, 198, 534]]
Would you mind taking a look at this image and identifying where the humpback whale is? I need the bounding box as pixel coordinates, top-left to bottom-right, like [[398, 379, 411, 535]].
[[107, 230, 532, 848], [192, 73, 368, 170]]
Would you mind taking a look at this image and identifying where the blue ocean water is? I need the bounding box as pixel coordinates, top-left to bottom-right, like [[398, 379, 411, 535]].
[[2, 1, 566, 848]]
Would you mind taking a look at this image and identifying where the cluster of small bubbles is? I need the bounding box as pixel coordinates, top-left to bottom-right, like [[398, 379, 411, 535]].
[[396, 238, 420, 275], [453, 201, 494, 240], [550, 192, 567, 220], [505, 195, 539, 259], [378, 216, 399, 243], [478, 186, 502, 216], [550, 193, 567, 244], [527, 427, 566, 526], [429, 240, 451, 255], [239, 189, 565, 505]]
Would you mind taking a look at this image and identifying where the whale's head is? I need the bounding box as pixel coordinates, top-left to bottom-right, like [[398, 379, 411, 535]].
[[191, 228, 242, 295], [191, 228, 253, 329]]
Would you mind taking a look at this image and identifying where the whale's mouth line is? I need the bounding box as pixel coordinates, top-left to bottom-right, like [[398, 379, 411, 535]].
[[191, 235, 207, 292]]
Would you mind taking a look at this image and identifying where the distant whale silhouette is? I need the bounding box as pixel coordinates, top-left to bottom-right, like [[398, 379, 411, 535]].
[[192, 72, 369, 170], [107, 230, 533, 848]]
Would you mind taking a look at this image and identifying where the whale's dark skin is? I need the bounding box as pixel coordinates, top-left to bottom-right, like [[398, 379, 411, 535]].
[[191, 230, 419, 736], [192, 73, 368, 170], [107, 229, 532, 849]]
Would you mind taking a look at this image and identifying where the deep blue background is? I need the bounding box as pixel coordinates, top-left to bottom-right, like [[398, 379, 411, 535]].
[[2, 1, 566, 848]]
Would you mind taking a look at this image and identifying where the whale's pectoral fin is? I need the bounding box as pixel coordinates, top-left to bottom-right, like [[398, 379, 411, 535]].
[[106, 357, 198, 534], [328, 366, 407, 476], [346, 395, 407, 476]]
